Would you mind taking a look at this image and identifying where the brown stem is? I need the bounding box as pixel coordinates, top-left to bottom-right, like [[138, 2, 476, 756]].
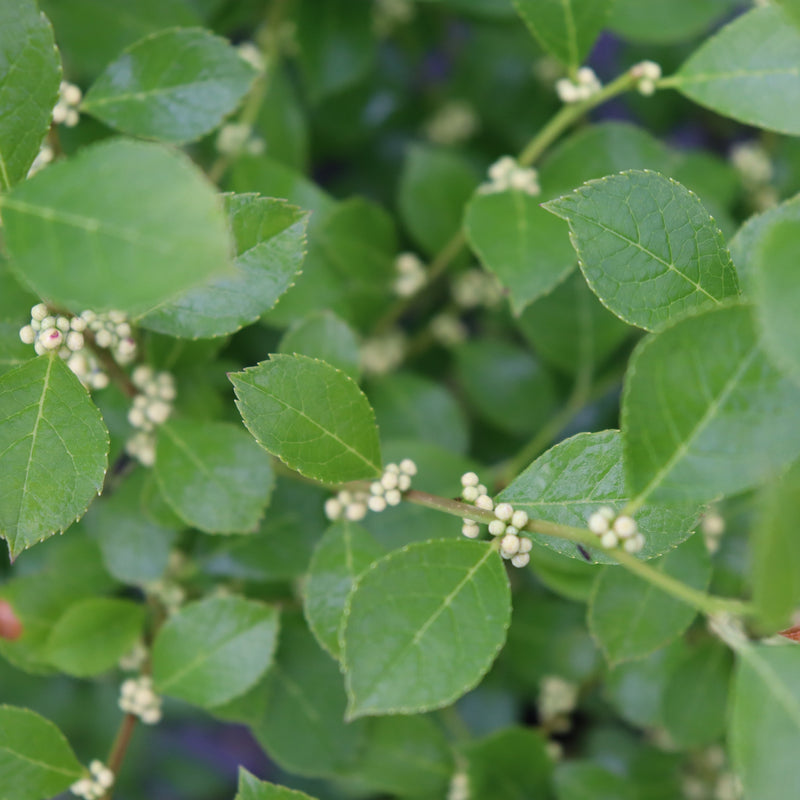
[[101, 713, 138, 800]]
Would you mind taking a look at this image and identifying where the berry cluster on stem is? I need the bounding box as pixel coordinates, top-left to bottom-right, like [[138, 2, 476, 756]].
[[587, 506, 644, 552], [125, 367, 177, 467], [118, 675, 162, 725], [70, 761, 114, 800], [325, 460, 418, 521]]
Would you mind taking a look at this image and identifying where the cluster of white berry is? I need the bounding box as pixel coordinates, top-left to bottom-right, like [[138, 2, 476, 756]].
[[392, 252, 427, 297], [118, 641, 148, 672], [19, 305, 111, 390], [118, 675, 163, 724], [360, 330, 406, 375], [70, 761, 114, 800], [53, 81, 82, 127], [85, 310, 137, 364], [125, 366, 176, 467], [631, 60, 662, 96], [459, 473, 532, 568], [538, 674, 578, 732], [429, 312, 468, 347], [424, 100, 478, 145], [701, 509, 726, 554], [556, 67, 602, 103], [27, 142, 54, 177], [452, 268, 504, 310], [236, 41, 266, 72], [479, 155, 540, 196], [587, 506, 644, 552], [144, 577, 185, 616], [215, 122, 266, 157], [730, 141, 777, 211], [325, 460, 417, 521]]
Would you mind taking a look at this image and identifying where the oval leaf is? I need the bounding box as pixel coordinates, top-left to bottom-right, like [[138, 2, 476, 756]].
[[497, 431, 698, 563], [44, 597, 145, 677], [588, 535, 711, 664], [0, 706, 82, 799], [140, 194, 308, 338], [0, 138, 234, 317], [622, 303, 800, 505], [303, 521, 384, 658], [674, 6, 800, 135], [341, 539, 511, 719], [236, 768, 318, 800], [152, 595, 279, 708], [0, 0, 60, 188], [155, 420, 274, 535], [0, 355, 108, 558], [231, 354, 382, 483], [543, 170, 740, 331], [82, 27, 257, 143]]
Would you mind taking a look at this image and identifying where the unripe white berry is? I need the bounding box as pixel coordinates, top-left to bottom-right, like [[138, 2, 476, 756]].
[[91, 372, 109, 390], [600, 531, 619, 549], [40, 328, 63, 349], [324, 498, 342, 520], [67, 352, 89, 377], [462, 485, 479, 502], [397, 474, 411, 491], [385, 488, 402, 506], [132, 365, 153, 387], [140, 707, 162, 725], [338, 491, 353, 505], [385, 462, 400, 474], [128, 408, 146, 429], [613, 515, 637, 539], [370, 481, 384, 495], [461, 471, 479, 487], [624, 533, 645, 553], [399, 458, 417, 475], [31, 303, 48, 321], [34, 340, 46, 355], [368, 495, 387, 513], [381, 471, 399, 490], [70, 316, 87, 332], [345, 502, 367, 521], [19, 325, 36, 344], [501, 534, 520, 555], [518, 537, 532, 554], [116, 322, 131, 338], [95, 328, 113, 348], [462, 522, 480, 538], [588, 510, 612, 535], [510, 510, 528, 529], [511, 553, 530, 568], [488, 520, 506, 536], [476, 484, 488, 495], [494, 502, 513, 521], [146, 400, 171, 425], [505, 526, 518, 537], [56, 316, 71, 332], [475, 494, 493, 511], [66, 331, 84, 351], [108, 310, 126, 324]]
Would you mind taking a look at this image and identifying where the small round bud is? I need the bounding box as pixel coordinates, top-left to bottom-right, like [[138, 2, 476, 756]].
[[475, 494, 493, 511], [40, 328, 63, 349], [399, 458, 417, 475], [132, 365, 153, 387], [494, 502, 514, 521], [588, 510, 612, 535], [500, 534, 520, 555], [488, 520, 506, 537], [613, 515, 637, 539], [476, 484, 488, 496], [67, 352, 89, 377], [385, 463, 400, 474], [91, 372, 109, 390], [95, 328, 113, 348], [345, 502, 368, 521], [370, 481, 384, 495], [518, 537, 532, 554], [460, 472, 479, 487], [504, 526, 518, 537], [128, 408, 146, 429], [462, 485, 479, 502], [31, 303, 48, 321], [385, 489, 402, 506], [624, 533, 645, 553], [368, 495, 387, 513], [34, 340, 46, 355], [56, 316, 71, 332], [65, 331, 84, 351], [397, 474, 411, 491], [19, 325, 36, 344], [70, 316, 87, 332], [510, 510, 528, 529], [146, 400, 171, 425], [324, 498, 342, 520], [381, 471, 399, 490], [600, 531, 619, 549], [511, 553, 530, 568], [462, 522, 480, 539]]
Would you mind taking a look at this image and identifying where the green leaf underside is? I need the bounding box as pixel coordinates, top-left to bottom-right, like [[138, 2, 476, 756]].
[[543, 170, 739, 331], [0, 355, 108, 557], [674, 6, 800, 135], [342, 539, 511, 718], [44, 598, 145, 677], [155, 420, 274, 535], [751, 217, 800, 383], [498, 430, 698, 563], [0, 138, 234, 316], [0, 0, 60, 189], [609, 0, 739, 44], [464, 188, 576, 314], [279, 311, 360, 379], [140, 194, 308, 338], [622, 303, 800, 505], [588, 535, 711, 664], [231, 354, 382, 484], [730, 645, 800, 800], [152, 595, 279, 708], [82, 27, 256, 143], [303, 521, 384, 658], [0, 705, 83, 800], [236, 768, 318, 800], [511, 0, 613, 69]]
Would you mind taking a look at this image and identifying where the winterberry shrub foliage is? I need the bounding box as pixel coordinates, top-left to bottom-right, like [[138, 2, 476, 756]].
[[4, 0, 800, 797]]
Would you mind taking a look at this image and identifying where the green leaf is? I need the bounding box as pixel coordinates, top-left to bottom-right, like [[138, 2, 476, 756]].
[[674, 6, 800, 135], [775, 0, 800, 28], [250, 612, 367, 777], [497, 431, 698, 564], [303, 521, 383, 659], [751, 217, 800, 382], [608, 0, 738, 44], [236, 768, 318, 800], [140, 194, 308, 338], [464, 188, 576, 314], [0, 706, 83, 799], [155, 420, 274, 535], [82, 28, 256, 143], [152, 595, 279, 708], [555, 761, 636, 800], [543, 170, 740, 331], [0, 0, 60, 189], [588, 535, 711, 664], [517, 271, 631, 376], [0, 139, 234, 317], [279, 311, 360, 379], [661, 639, 732, 747], [511, 0, 612, 69], [730, 644, 800, 800], [752, 461, 800, 631], [83, 469, 176, 584], [462, 727, 553, 799], [527, 543, 599, 603], [0, 355, 108, 558], [454, 338, 559, 435], [368, 372, 469, 454], [398, 144, 479, 255], [231, 354, 382, 484], [622, 303, 800, 505], [44, 597, 145, 677], [341, 539, 511, 718]]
